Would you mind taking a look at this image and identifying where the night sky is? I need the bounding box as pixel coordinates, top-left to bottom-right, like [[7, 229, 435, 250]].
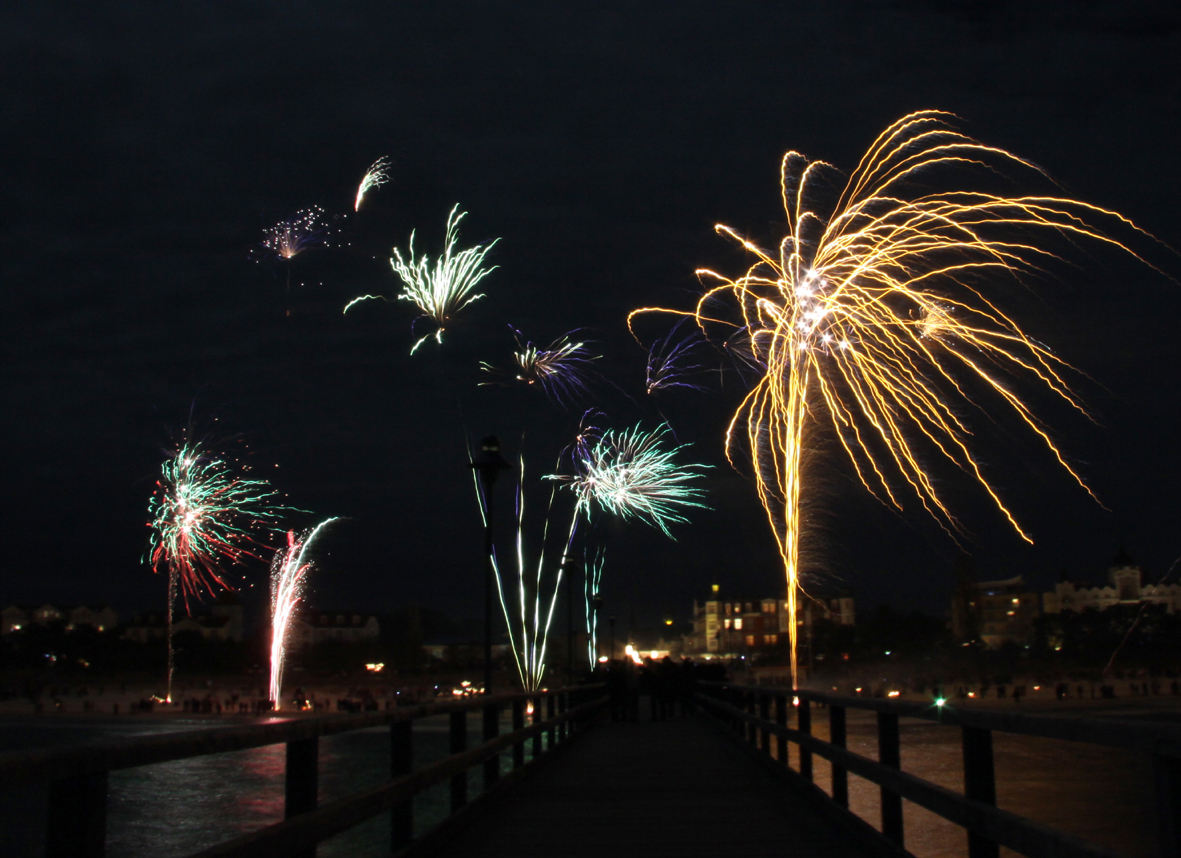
[[3, 1, 1179, 630]]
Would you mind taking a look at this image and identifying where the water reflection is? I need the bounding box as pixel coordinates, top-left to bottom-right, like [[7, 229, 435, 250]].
[[791, 709, 1156, 858]]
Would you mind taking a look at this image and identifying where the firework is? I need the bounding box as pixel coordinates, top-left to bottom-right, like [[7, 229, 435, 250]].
[[481, 327, 601, 408], [345, 205, 498, 354], [559, 422, 710, 538], [645, 320, 707, 394], [147, 440, 287, 701], [583, 546, 605, 665], [269, 518, 338, 710], [355, 157, 391, 211], [262, 207, 328, 260], [473, 421, 707, 691], [630, 110, 1159, 686]]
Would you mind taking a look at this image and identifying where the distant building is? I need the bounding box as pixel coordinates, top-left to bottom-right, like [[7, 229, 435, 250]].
[[1, 604, 119, 635], [290, 609, 380, 649], [1043, 553, 1181, 615], [950, 575, 1040, 648], [683, 585, 854, 658], [123, 593, 244, 643]]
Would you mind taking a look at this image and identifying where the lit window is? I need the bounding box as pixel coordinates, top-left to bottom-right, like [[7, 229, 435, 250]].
[[768, 634, 778, 645], [734, 618, 743, 630], [746, 635, 755, 647], [723, 619, 731, 629]]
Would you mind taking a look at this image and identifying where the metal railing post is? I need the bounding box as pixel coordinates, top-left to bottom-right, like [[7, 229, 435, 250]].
[[512, 698, 526, 769], [483, 700, 500, 791], [962, 725, 998, 858], [390, 720, 413, 851], [759, 692, 771, 755], [546, 694, 557, 748], [449, 709, 467, 811], [531, 695, 543, 758], [1154, 754, 1181, 858], [878, 711, 904, 847], [558, 691, 568, 742], [47, 771, 108, 858], [829, 704, 848, 808], [746, 691, 758, 746], [797, 697, 813, 783], [775, 694, 789, 767], [286, 737, 319, 858]]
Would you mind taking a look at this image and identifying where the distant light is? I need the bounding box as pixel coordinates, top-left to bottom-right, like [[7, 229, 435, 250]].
[[884, 651, 891, 656], [664, 619, 673, 625], [365, 662, 385, 673], [598, 656, 609, 663], [968, 692, 975, 698], [792, 696, 799, 706], [887, 690, 901, 698], [935, 698, 947, 708]]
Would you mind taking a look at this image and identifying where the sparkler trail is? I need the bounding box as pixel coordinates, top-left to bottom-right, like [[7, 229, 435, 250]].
[[556, 422, 711, 539], [355, 157, 390, 211], [480, 327, 601, 409], [543, 421, 709, 675], [470, 421, 708, 691], [269, 518, 339, 710], [645, 320, 707, 395], [260, 206, 329, 315], [345, 205, 498, 353], [147, 440, 288, 701], [583, 545, 605, 665], [262, 206, 328, 260], [629, 110, 1163, 687]]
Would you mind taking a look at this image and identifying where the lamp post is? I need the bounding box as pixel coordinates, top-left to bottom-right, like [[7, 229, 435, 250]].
[[565, 554, 576, 686], [469, 435, 509, 695], [592, 592, 603, 662]]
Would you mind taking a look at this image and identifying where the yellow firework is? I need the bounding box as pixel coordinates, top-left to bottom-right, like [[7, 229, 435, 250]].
[[631, 111, 1160, 687]]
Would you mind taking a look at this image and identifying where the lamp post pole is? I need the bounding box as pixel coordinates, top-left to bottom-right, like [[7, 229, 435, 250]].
[[469, 435, 508, 696], [566, 555, 576, 686]]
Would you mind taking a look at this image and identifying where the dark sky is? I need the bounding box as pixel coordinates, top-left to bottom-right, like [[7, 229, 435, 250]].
[[3, 0, 1179, 630]]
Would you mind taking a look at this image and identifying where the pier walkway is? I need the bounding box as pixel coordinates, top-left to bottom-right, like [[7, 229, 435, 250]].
[[427, 713, 867, 858]]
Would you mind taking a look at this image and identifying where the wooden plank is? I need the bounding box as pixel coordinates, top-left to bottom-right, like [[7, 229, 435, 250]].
[[0, 686, 605, 787], [426, 715, 869, 858]]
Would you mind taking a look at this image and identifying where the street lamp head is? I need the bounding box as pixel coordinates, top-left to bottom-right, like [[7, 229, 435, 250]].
[[469, 434, 510, 487]]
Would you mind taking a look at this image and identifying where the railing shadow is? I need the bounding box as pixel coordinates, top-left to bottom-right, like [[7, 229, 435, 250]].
[[697, 682, 1181, 858]]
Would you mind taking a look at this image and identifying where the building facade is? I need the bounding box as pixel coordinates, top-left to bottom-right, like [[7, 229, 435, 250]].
[[1, 604, 119, 635], [290, 609, 380, 649], [950, 574, 1040, 648], [1043, 561, 1181, 615], [683, 585, 854, 658]]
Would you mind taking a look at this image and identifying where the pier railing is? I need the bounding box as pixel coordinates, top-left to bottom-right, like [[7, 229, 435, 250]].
[[0, 684, 607, 858], [697, 682, 1181, 858]]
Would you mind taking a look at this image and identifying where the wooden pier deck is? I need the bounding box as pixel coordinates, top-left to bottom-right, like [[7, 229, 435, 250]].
[[426, 713, 870, 858]]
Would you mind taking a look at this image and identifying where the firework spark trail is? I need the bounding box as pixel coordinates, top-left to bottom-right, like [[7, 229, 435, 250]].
[[345, 205, 498, 354], [645, 320, 707, 395], [355, 157, 390, 211], [269, 518, 338, 710], [147, 441, 287, 701], [537, 422, 710, 675], [556, 423, 711, 539], [629, 110, 1163, 687], [480, 327, 601, 409], [262, 207, 329, 260], [583, 545, 605, 664], [469, 421, 707, 691]]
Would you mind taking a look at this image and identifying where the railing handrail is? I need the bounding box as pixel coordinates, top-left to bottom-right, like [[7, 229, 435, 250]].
[[698, 688, 1122, 858], [0, 685, 603, 787], [184, 692, 608, 858], [703, 681, 1181, 758], [697, 681, 1181, 858]]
